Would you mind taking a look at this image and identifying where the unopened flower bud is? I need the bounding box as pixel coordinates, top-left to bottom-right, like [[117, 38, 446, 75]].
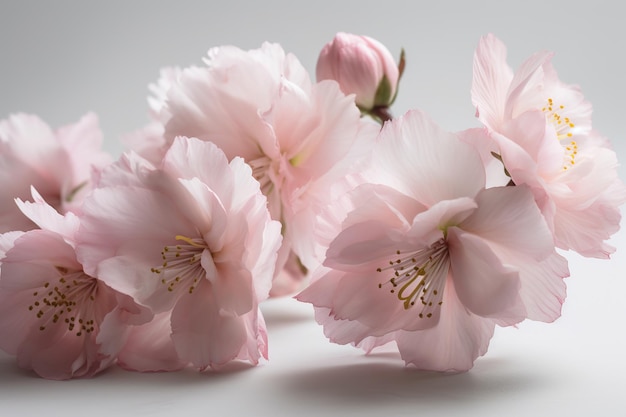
[[316, 32, 403, 113]]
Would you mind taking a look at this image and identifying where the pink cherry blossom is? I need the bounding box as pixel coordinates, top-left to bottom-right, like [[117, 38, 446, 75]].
[[296, 110, 568, 372], [0, 113, 112, 233], [316, 32, 402, 113], [471, 33, 626, 258], [159, 42, 378, 295], [76, 137, 282, 371], [0, 189, 151, 379]]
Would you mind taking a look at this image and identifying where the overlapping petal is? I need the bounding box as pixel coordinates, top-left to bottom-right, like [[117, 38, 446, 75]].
[[297, 109, 568, 371], [76, 137, 281, 371], [471, 33, 625, 258]]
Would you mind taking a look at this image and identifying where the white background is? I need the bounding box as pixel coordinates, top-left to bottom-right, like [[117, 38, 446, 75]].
[[1, 1, 625, 416]]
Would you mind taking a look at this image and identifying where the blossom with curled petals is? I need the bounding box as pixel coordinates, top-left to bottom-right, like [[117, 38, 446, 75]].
[[159, 42, 377, 295], [76, 137, 282, 371], [0, 189, 150, 379], [297, 110, 569, 372], [471, 33, 626, 258]]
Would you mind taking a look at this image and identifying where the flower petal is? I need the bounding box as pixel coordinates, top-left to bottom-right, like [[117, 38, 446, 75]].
[[460, 186, 556, 259], [396, 280, 495, 372], [374, 109, 486, 205], [447, 227, 524, 323], [170, 280, 248, 370], [117, 312, 186, 372], [471, 33, 514, 131]]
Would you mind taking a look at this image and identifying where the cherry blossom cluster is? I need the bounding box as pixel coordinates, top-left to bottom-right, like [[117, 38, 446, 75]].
[[0, 33, 623, 379]]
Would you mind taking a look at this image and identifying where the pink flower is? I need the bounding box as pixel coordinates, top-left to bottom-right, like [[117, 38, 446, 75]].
[[76, 137, 282, 371], [0, 113, 112, 233], [296, 110, 568, 372], [0, 189, 150, 380], [160, 42, 377, 295], [471, 33, 626, 258], [316, 32, 402, 113]]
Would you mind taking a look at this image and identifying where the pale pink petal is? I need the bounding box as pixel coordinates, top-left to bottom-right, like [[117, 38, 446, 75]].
[[314, 306, 396, 350], [396, 281, 496, 372], [25, 329, 96, 380], [15, 187, 80, 240], [339, 183, 422, 231], [164, 58, 276, 161], [96, 290, 154, 358], [504, 50, 553, 119], [162, 137, 234, 202], [458, 127, 510, 188], [176, 177, 227, 241], [295, 267, 343, 307], [553, 198, 622, 258], [117, 312, 186, 372], [233, 306, 268, 365], [0, 113, 62, 171], [471, 33, 514, 131], [170, 280, 248, 370], [211, 262, 253, 316], [239, 194, 282, 300], [447, 227, 524, 323], [283, 81, 360, 178], [461, 189, 569, 322], [0, 288, 35, 354], [0, 230, 23, 258], [76, 185, 197, 276], [324, 221, 404, 272], [460, 186, 555, 259], [550, 143, 626, 257], [406, 197, 477, 247], [500, 111, 564, 176], [374, 110, 486, 205], [510, 251, 568, 323]]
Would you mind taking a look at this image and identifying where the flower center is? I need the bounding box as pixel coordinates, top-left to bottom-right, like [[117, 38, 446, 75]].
[[542, 97, 578, 170], [151, 235, 208, 294], [28, 266, 99, 336], [377, 238, 449, 317]]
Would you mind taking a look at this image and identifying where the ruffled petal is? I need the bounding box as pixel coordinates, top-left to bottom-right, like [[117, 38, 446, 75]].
[[447, 227, 524, 323], [117, 312, 186, 372], [374, 109, 486, 205], [471, 33, 514, 131], [170, 280, 248, 370], [460, 186, 556, 259], [164, 50, 277, 161]]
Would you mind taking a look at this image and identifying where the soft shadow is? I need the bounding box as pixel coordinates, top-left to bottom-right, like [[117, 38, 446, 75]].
[[281, 357, 547, 405]]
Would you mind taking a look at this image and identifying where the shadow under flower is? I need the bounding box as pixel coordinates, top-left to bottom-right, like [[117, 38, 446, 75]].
[[279, 356, 549, 407]]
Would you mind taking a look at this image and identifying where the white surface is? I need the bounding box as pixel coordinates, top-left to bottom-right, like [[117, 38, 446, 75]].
[[1, 1, 625, 416]]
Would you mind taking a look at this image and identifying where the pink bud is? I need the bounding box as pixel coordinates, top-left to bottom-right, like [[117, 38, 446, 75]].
[[316, 32, 400, 111]]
